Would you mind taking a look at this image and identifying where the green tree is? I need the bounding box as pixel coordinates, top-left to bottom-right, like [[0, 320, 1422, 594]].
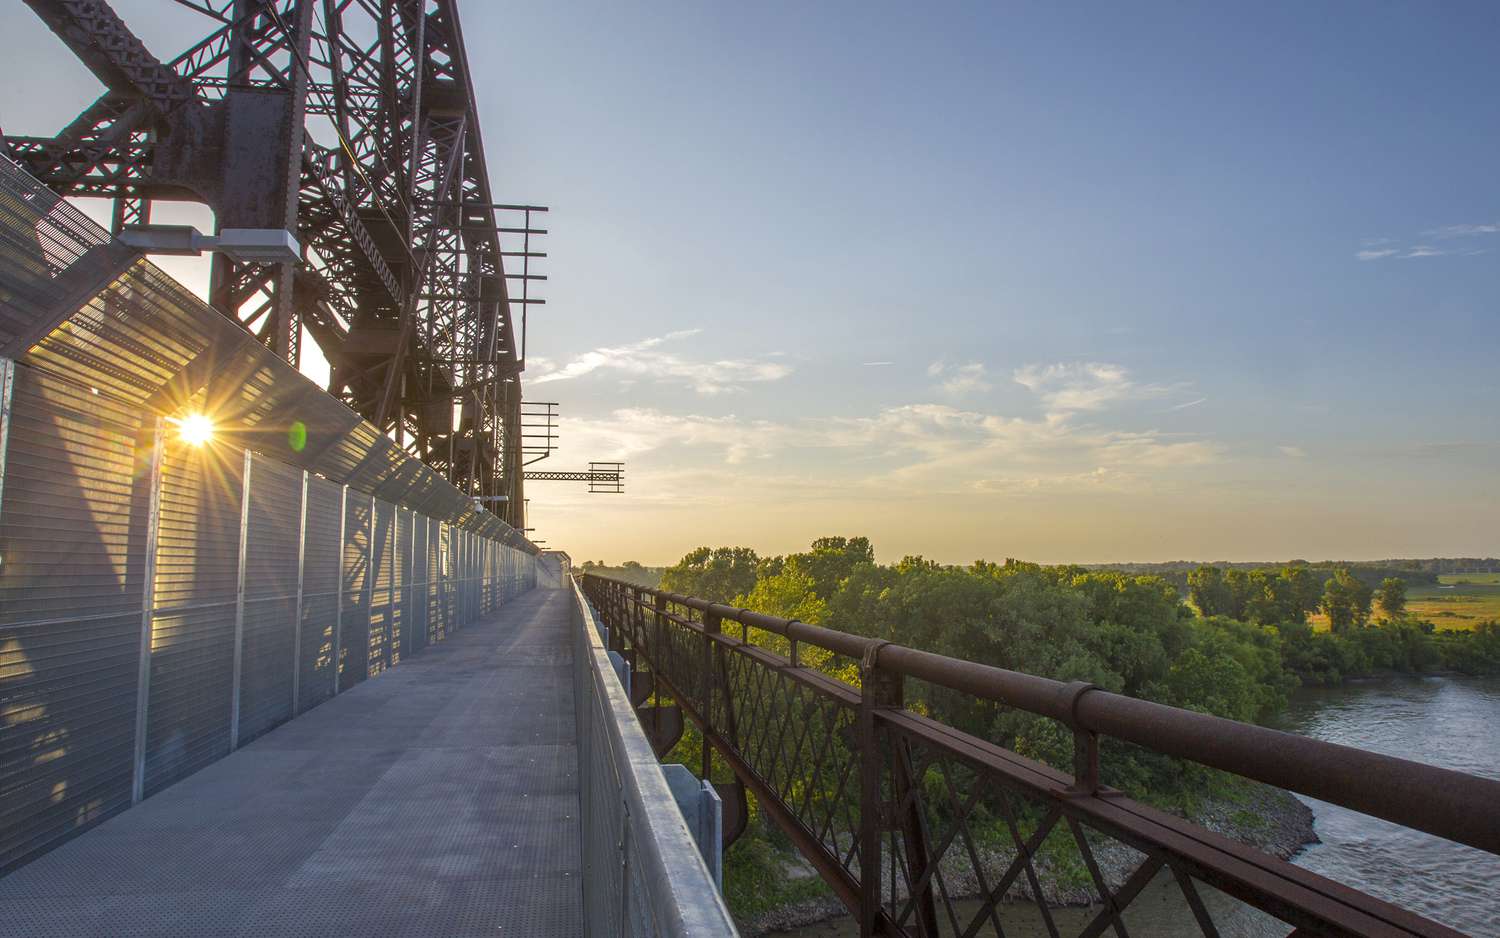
[[1187, 566, 1232, 617], [1275, 565, 1321, 623], [1242, 570, 1281, 624], [1376, 577, 1407, 617], [1322, 568, 1372, 633], [786, 536, 875, 599], [660, 546, 761, 602], [732, 563, 829, 625]]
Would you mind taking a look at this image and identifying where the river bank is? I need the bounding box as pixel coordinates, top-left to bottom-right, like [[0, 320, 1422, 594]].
[[744, 783, 1316, 936]]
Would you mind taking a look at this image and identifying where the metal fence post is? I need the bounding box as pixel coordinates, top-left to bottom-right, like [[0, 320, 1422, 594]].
[[653, 593, 667, 687], [858, 643, 893, 937], [1067, 681, 1102, 795], [333, 483, 347, 696], [229, 449, 252, 750], [429, 518, 437, 640], [291, 469, 308, 715], [701, 605, 722, 781], [363, 494, 374, 677], [0, 358, 15, 526], [131, 417, 166, 803], [853, 642, 938, 937], [406, 508, 416, 657], [385, 500, 395, 667]]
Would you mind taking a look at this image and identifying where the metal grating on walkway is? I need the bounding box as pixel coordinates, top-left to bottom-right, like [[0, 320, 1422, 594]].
[[0, 588, 583, 937]]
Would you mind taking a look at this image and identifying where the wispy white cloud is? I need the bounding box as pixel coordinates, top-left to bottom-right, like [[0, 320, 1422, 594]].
[[927, 360, 992, 397], [1401, 245, 1447, 258], [563, 388, 1221, 501], [1167, 396, 1208, 411], [561, 407, 789, 465], [1279, 445, 1307, 459], [862, 361, 895, 367], [1012, 361, 1163, 416], [1358, 221, 1498, 260], [1425, 222, 1500, 239], [529, 329, 791, 394]]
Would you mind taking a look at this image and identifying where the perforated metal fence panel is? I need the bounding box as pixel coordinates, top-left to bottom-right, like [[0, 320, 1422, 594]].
[[144, 440, 242, 796], [0, 367, 145, 872], [395, 507, 411, 664], [298, 477, 342, 713], [339, 494, 371, 693], [237, 453, 300, 745], [0, 155, 539, 876], [369, 498, 393, 677], [412, 516, 429, 654], [428, 519, 445, 643]]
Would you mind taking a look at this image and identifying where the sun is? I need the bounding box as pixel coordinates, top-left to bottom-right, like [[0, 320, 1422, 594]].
[[174, 413, 215, 446]]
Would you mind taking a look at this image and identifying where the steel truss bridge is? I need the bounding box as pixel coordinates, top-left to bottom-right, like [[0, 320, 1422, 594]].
[[3, 0, 543, 527], [1, 3, 1499, 937]]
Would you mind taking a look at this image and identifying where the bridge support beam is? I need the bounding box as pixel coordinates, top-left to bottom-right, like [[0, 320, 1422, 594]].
[[859, 646, 939, 938], [130, 417, 166, 804]]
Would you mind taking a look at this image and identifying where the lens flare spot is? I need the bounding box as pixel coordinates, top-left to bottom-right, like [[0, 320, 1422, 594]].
[[288, 420, 307, 452], [174, 413, 215, 446]]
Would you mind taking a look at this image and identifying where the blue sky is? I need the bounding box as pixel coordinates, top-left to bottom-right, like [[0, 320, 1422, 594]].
[[3, 2, 1496, 564]]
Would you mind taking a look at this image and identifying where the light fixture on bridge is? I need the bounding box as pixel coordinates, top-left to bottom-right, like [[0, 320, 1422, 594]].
[[171, 413, 216, 447], [117, 224, 300, 263]]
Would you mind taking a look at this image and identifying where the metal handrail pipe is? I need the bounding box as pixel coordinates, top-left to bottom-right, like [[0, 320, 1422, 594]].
[[876, 643, 1500, 856], [594, 575, 1500, 858], [1072, 690, 1500, 857]]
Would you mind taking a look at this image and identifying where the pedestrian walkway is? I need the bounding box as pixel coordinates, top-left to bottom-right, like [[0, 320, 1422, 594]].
[[0, 588, 582, 937]]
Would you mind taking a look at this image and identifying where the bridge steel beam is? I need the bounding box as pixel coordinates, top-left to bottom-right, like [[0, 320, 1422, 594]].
[[581, 573, 1497, 938], [5, 0, 540, 527]]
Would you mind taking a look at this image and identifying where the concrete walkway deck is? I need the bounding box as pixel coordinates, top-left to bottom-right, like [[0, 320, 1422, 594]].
[[0, 587, 582, 937]]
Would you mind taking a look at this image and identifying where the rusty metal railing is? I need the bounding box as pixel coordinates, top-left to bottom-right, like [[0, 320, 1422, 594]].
[[581, 573, 1500, 938]]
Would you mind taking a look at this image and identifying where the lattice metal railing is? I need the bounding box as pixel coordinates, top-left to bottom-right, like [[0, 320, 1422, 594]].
[[581, 574, 1500, 938]]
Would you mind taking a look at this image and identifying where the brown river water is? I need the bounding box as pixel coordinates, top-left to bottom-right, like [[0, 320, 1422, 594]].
[[771, 674, 1500, 937]]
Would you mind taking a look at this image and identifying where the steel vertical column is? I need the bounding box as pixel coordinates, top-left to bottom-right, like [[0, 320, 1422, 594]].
[[857, 647, 885, 937], [701, 606, 721, 781], [653, 593, 667, 676], [229, 449, 252, 750], [405, 508, 415, 658], [0, 359, 14, 525], [428, 517, 436, 641], [362, 494, 374, 678], [857, 643, 938, 937], [332, 483, 347, 696], [131, 417, 166, 803], [291, 469, 308, 714], [384, 499, 395, 667]]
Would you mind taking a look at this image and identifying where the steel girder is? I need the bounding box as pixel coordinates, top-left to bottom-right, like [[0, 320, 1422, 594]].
[[3, 0, 533, 526]]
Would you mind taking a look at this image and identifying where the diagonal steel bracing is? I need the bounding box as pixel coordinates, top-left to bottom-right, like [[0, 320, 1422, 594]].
[[2, 0, 541, 527]]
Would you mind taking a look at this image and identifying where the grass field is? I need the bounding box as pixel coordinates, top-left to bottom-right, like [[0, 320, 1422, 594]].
[[1440, 572, 1500, 586], [1309, 573, 1500, 631]]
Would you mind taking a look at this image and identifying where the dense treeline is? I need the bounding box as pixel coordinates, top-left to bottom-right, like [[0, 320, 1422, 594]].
[[648, 539, 1500, 921], [576, 559, 663, 588], [657, 538, 1500, 702], [1085, 560, 1489, 592]]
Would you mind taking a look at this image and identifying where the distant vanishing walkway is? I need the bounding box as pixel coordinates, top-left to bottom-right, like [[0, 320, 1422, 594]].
[[0, 588, 582, 937]]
